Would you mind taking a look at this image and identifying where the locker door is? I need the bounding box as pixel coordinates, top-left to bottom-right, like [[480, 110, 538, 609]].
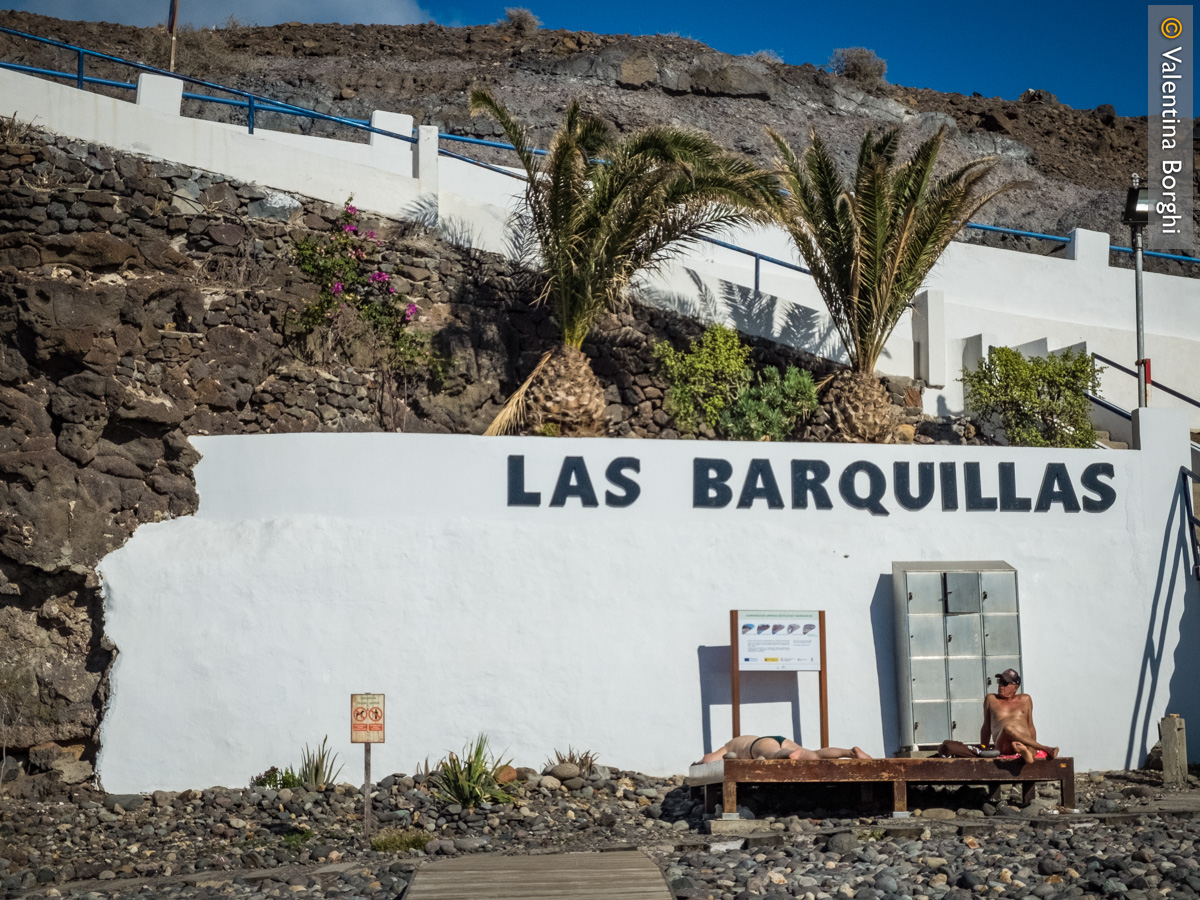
[[946, 610, 986, 742], [982, 572, 1021, 689], [907, 573, 950, 745]]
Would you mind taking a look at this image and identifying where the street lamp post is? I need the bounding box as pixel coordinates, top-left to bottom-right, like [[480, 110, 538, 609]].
[[1122, 174, 1150, 408]]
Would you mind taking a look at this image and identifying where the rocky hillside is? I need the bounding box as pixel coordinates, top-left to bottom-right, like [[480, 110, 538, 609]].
[[0, 9, 1195, 276]]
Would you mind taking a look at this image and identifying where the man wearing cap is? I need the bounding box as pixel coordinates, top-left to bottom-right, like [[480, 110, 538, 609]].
[[981, 668, 1059, 764]]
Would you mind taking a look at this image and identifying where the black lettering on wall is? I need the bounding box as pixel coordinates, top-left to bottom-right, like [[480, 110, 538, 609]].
[[507, 455, 540, 507], [694, 458, 734, 508], [1081, 462, 1117, 512], [940, 462, 959, 510], [965, 462, 999, 511], [604, 457, 642, 508], [549, 457, 599, 507], [791, 460, 833, 509], [894, 462, 934, 510], [1035, 463, 1081, 512], [738, 459, 784, 509], [998, 462, 1033, 511], [839, 461, 889, 516]]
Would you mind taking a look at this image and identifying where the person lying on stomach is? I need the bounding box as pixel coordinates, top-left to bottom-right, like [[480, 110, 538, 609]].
[[697, 735, 872, 764]]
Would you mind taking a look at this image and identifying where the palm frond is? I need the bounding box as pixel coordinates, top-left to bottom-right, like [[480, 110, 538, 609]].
[[771, 125, 1022, 373], [473, 94, 778, 354], [483, 350, 554, 436]]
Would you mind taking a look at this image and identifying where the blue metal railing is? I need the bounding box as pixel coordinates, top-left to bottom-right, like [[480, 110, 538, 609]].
[[964, 223, 1070, 243], [0, 24, 416, 144], [1108, 244, 1199, 265], [2, 23, 1198, 273], [1093, 352, 1200, 412], [1181, 467, 1200, 581], [1087, 392, 1133, 422]]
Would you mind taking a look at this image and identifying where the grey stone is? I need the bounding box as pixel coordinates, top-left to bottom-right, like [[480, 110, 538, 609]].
[[549, 763, 581, 780], [247, 190, 302, 221], [827, 832, 859, 854]]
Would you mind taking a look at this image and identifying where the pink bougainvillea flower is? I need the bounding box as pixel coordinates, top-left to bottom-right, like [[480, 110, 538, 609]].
[[343, 224, 357, 233], [332, 282, 343, 294], [346, 204, 358, 215]]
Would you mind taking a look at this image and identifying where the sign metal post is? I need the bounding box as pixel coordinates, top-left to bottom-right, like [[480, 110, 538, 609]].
[[351, 693, 385, 839], [729, 610, 828, 748]]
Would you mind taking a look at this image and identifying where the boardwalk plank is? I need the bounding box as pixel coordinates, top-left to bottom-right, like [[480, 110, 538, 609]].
[[406, 851, 672, 900]]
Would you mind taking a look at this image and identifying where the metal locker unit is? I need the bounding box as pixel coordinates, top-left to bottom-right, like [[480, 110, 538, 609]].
[[891, 561, 1022, 752]]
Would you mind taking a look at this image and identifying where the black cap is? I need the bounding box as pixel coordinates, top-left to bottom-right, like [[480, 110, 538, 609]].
[[995, 668, 1021, 686]]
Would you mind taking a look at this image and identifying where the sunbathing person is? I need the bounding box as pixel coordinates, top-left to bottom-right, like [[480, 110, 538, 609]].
[[697, 735, 872, 764], [981, 669, 1059, 764]]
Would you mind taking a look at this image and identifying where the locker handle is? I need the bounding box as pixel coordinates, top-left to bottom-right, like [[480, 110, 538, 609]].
[[953, 720, 958, 729]]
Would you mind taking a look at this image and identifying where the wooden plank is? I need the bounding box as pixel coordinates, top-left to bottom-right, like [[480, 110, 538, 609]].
[[406, 851, 672, 900], [892, 779, 907, 813], [1161, 716, 1189, 787]]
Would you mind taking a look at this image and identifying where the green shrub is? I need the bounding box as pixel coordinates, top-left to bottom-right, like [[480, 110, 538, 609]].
[[653, 325, 751, 431], [251, 765, 303, 790], [282, 830, 312, 851], [371, 827, 432, 853], [430, 734, 513, 809], [828, 47, 888, 86], [961, 346, 1101, 448], [298, 736, 344, 788], [722, 366, 818, 441]]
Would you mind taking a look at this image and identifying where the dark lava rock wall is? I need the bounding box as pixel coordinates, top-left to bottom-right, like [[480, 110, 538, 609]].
[[0, 129, 847, 768]]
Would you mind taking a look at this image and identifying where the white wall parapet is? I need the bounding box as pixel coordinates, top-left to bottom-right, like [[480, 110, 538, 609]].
[[95, 413, 1199, 791], [135, 72, 182, 115]]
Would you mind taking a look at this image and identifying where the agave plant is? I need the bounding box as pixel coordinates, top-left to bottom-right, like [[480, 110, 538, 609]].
[[430, 733, 513, 810], [471, 89, 778, 436], [768, 126, 1024, 442], [297, 735, 343, 788]]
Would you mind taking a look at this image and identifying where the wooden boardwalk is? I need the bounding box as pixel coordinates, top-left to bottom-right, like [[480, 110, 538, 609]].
[[405, 850, 672, 900]]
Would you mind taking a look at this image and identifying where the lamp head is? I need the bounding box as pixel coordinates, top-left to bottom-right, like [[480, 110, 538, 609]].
[[1123, 174, 1149, 226]]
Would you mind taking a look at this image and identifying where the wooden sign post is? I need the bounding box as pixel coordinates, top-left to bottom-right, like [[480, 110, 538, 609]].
[[351, 693, 385, 838], [730, 610, 828, 748]]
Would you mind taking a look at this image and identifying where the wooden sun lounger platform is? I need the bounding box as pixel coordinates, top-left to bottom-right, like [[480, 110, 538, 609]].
[[687, 756, 1075, 814]]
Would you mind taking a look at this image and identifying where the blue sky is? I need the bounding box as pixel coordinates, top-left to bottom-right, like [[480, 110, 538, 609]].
[[5, 0, 1157, 115]]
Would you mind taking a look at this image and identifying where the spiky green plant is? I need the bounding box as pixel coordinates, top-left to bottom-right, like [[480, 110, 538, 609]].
[[430, 734, 513, 810], [471, 89, 777, 435], [769, 126, 1023, 376], [297, 736, 343, 788]]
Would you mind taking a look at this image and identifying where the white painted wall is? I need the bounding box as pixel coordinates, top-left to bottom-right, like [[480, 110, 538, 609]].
[[7, 66, 1199, 424], [95, 411, 1199, 792]]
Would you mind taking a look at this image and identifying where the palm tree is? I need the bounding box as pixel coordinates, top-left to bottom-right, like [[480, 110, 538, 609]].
[[768, 126, 1024, 442], [471, 89, 778, 436]]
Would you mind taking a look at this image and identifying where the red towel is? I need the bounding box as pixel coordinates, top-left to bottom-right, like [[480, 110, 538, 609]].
[[998, 750, 1049, 761]]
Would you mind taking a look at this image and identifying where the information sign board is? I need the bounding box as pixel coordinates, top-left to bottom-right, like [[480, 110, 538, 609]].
[[350, 693, 385, 743], [736, 609, 820, 671]]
